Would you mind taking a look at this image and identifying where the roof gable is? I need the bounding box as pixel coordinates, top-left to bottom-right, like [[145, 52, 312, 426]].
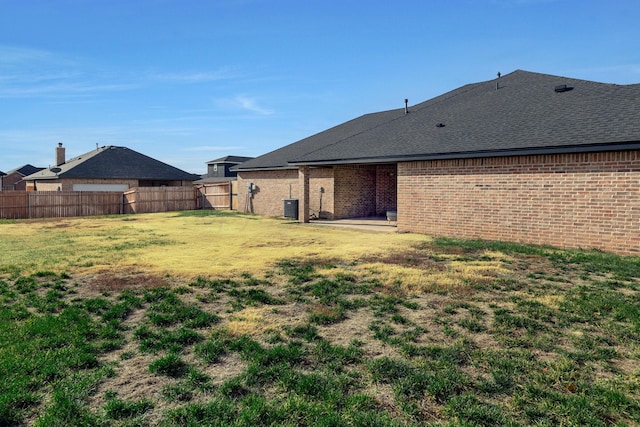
[[24, 146, 200, 181]]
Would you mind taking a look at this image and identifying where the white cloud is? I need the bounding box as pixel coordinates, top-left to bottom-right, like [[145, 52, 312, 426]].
[[152, 67, 241, 83], [219, 95, 274, 115], [0, 45, 55, 65]]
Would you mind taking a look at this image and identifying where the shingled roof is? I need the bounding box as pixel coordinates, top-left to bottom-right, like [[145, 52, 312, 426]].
[[24, 146, 200, 181], [235, 108, 404, 171], [206, 155, 253, 165], [237, 70, 640, 170], [5, 164, 45, 176]]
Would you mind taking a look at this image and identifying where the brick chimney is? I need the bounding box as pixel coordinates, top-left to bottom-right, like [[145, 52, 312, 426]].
[[55, 142, 65, 166]]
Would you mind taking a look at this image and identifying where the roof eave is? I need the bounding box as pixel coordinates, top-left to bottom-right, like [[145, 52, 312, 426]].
[[289, 142, 640, 166], [233, 165, 299, 172]]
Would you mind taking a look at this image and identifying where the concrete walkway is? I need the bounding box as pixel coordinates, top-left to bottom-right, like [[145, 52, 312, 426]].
[[307, 217, 397, 233]]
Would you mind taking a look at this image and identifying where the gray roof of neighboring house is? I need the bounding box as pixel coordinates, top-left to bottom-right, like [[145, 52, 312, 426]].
[[5, 164, 45, 176], [237, 70, 640, 170], [24, 146, 200, 181], [0, 171, 5, 176], [206, 155, 253, 165]]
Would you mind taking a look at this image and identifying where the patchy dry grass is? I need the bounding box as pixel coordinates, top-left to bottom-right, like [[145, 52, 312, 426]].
[[0, 210, 425, 279], [1, 212, 640, 426]]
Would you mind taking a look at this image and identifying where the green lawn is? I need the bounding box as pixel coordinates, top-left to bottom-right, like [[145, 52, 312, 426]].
[[1, 212, 639, 426]]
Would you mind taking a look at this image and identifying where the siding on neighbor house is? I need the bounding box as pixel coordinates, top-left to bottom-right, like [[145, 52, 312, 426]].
[[2, 173, 27, 191], [35, 179, 139, 192], [33, 178, 192, 192], [397, 150, 640, 255]]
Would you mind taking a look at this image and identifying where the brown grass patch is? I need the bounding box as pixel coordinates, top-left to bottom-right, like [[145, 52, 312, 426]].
[[86, 271, 168, 293]]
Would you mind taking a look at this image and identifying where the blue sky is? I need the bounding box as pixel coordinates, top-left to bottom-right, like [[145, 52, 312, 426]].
[[1, 0, 639, 174]]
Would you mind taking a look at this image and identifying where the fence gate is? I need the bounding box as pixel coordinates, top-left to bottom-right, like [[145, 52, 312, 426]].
[[195, 182, 235, 210]]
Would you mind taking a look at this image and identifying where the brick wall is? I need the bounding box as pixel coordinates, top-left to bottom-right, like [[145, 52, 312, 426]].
[[398, 150, 640, 255], [238, 170, 302, 217], [334, 165, 376, 218], [309, 168, 335, 219], [2, 172, 27, 191], [239, 165, 397, 219], [376, 164, 397, 216], [238, 168, 335, 218]]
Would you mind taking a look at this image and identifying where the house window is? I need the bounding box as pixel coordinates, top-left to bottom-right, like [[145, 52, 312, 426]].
[[213, 165, 218, 173]]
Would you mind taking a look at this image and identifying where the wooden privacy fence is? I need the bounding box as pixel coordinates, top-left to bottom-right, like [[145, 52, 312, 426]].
[[0, 191, 123, 219], [0, 185, 237, 220], [195, 181, 237, 210], [123, 187, 197, 214]]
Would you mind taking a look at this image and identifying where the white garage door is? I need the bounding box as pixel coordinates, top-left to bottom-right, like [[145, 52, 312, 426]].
[[72, 184, 130, 192]]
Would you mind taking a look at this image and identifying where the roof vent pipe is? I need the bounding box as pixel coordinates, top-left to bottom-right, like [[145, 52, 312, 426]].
[[404, 99, 409, 115], [496, 71, 501, 90]]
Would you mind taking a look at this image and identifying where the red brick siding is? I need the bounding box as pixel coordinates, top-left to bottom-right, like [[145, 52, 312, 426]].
[[238, 170, 299, 216], [334, 165, 376, 218], [240, 165, 397, 219], [309, 168, 335, 219], [2, 172, 28, 191], [376, 164, 397, 216], [398, 151, 640, 255]]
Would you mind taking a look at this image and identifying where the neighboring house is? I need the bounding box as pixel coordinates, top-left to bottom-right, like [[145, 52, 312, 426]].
[[23, 144, 200, 191], [235, 70, 640, 255], [195, 155, 253, 184], [0, 170, 4, 190], [1, 164, 45, 191]]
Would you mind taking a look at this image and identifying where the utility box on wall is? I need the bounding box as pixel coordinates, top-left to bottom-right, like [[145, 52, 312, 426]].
[[283, 198, 299, 220]]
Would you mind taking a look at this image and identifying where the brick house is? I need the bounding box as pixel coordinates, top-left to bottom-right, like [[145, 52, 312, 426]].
[[23, 144, 200, 191], [235, 70, 640, 255], [195, 155, 254, 184], [1, 164, 45, 191]]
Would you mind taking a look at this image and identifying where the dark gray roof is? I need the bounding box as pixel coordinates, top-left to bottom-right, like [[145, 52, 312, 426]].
[[238, 70, 640, 170], [236, 109, 404, 171], [206, 155, 253, 165], [24, 146, 200, 181], [0, 171, 5, 176], [6, 164, 45, 176]]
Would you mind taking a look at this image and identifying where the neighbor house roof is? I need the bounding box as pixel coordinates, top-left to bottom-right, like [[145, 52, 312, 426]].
[[5, 164, 45, 176], [23, 146, 200, 181], [207, 155, 253, 165], [237, 70, 640, 170]]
